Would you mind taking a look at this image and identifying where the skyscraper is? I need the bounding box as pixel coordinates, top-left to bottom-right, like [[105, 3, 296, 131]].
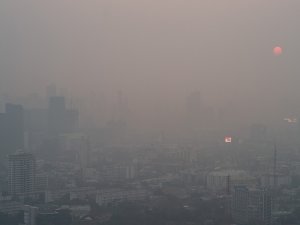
[[8, 150, 36, 195], [232, 186, 272, 225], [0, 103, 24, 158]]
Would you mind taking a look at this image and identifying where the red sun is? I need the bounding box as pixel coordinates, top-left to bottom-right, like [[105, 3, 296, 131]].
[[273, 46, 283, 56]]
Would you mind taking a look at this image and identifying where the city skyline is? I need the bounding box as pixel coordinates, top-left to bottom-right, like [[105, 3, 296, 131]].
[[1, 1, 300, 225]]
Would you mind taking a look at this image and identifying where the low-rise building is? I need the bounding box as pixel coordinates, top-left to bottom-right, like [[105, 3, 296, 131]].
[[206, 170, 256, 193], [96, 188, 149, 206], [0, 200, 24, 214]]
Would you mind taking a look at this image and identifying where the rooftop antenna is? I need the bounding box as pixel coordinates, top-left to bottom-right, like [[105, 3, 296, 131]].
[[273, 142, 277, 188]]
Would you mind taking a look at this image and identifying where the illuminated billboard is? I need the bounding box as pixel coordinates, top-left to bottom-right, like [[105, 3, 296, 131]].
[[224, 137, 232, 143]]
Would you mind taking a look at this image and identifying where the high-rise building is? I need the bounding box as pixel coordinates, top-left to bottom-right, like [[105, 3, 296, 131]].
[[0, 103, 24, 158], [232, 186, 250, 225], [232, 186, 272, 225], [8, 150, 36, 195]]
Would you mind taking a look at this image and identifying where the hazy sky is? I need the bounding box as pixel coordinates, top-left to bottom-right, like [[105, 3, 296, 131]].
[[1, 1, 300, 130]]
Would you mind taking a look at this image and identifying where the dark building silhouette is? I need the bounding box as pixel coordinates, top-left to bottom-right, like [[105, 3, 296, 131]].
[[0, 103, 24, 158]]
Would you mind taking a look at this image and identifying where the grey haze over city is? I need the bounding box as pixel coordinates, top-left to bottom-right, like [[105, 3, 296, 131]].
[[1, 1, 300, 225], [1, 1, 300, 134]]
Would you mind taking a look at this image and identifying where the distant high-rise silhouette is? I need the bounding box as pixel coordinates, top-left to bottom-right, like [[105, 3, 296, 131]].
[[0, 103, 24, 158]]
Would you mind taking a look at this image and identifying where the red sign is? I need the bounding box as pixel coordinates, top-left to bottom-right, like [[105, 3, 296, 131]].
[[224, 137, 232, 143]]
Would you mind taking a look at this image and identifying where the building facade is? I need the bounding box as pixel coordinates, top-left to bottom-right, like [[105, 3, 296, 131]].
[[8, 150, 36, 195], [232, 186, 272, 225], [0, 103, 24, 158]]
